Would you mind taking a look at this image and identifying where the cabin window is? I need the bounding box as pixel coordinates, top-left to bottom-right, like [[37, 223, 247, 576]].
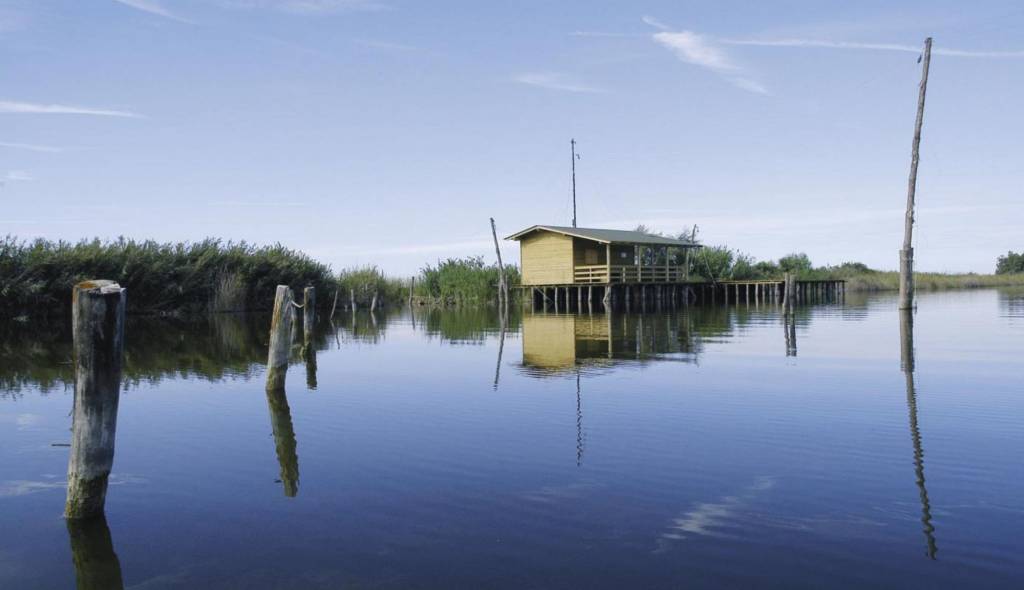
[[585, 249, 599, 264]]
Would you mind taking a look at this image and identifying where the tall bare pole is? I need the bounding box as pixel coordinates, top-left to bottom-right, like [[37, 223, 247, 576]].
[[900, 37, 932, 310], [490, 217, 508, 310], [571, 138, 577, 228]]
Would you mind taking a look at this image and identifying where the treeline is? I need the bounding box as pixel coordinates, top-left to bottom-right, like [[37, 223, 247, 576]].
[[1, 236, 335, 318]]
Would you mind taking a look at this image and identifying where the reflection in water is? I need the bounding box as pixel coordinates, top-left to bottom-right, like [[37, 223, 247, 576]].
[[519, 312, 709, 376], [0, 313, 342, 397], [784, 314, 797, 357], [493, 309, 507, 391], [576, 370, 584, 467], [900, 310, 937, 559], [266, 385, 300, 497], [66, 516, 124, 590]]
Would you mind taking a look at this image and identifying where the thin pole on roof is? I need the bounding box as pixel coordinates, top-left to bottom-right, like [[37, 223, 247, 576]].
[[571, 138, 578, 228]]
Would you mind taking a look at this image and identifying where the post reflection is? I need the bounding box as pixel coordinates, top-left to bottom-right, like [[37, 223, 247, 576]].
[[66, 515, 124, 590], [266, 385, 300, 497], [784, 315, 797, 357], [575, 370, 584, 467], [900, 310, 938, 559]]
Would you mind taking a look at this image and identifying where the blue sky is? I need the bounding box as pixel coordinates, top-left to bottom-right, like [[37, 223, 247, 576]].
[[1, 0, 1021, 275]]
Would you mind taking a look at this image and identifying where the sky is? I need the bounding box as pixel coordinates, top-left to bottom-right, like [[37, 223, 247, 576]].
[[1, 0, 1022, 275]]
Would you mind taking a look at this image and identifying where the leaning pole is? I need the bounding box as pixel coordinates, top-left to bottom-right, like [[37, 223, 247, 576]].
[[900, 37, 932, 310]]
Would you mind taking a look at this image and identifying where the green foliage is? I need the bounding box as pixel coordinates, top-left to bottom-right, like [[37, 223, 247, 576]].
[[996, 251, 1024, 274], [337, 266, 406, 307], [0, 236, 334, 318], [692, 246, 733, 281], [778, 253, 813, 275], [416, 256, 520, 305]]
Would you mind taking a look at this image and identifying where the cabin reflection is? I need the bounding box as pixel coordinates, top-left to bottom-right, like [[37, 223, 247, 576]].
[[520, 313, 700, 376]]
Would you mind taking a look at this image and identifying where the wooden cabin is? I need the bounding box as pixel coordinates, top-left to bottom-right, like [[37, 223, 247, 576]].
[[506, 225, 701, 286]]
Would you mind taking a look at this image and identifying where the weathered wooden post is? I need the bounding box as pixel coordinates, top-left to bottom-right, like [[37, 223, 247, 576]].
[[303, 287, 318, 390], [66, 280, 126, 520], [350, 288, 357, 311], [67, 515, 124, 590], [266, 285, 294, 392], [408, 277, 415, 307], [302, 287, 316, 345], [370, 291, 379, 312], [900, 37, 932, 311]]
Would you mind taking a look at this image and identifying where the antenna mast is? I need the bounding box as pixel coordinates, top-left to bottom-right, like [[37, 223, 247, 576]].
[[571, 138, 577, 228]]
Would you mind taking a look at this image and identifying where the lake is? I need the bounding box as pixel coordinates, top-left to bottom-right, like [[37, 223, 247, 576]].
[[2, 288, 1022, 589]]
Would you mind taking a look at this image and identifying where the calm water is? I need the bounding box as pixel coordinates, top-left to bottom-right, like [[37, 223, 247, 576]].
[[2, 289, 1022, 589]]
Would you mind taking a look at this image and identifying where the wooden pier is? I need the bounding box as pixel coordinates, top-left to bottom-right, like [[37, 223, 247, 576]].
[[520, 278, 845, 312]]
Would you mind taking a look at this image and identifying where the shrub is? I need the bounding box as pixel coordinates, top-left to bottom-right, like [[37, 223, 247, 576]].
[[0, 236, 334, 318], [996, 251, 1024, 274]]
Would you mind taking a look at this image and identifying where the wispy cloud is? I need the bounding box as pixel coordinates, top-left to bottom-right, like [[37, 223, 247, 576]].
[[0, 141, 65, 153], [4, 171, 33, 182], [513, 72, 606, 94], [641, 15, 671, 31], [354, 39, 419, 52], [722, 37, 1024, 59], [219, 0, 388, 14], [112, 0, 192, 23], [0, 101, 143, 118], [651, 27, 768, 95]]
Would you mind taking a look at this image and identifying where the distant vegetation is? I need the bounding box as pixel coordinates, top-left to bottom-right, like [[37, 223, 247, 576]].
[[996, 251, 1024, 275], [0, 236, 334, 318], [4, 231, 1019, 320], [638, 225, 1024, 291]]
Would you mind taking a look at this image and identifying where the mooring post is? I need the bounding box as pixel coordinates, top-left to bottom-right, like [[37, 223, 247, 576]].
[[266, 286, 294, 392], [66, 280, 127, 520], [350, 288, 357, 311], [408, 277, 415, 307], [303, 287, 316, 345]]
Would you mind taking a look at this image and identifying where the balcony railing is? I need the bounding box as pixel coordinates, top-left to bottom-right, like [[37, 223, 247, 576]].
[[573, 265, 689, 284]]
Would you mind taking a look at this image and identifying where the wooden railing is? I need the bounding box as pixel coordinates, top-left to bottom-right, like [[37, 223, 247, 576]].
[[573, 265, 689, 284]]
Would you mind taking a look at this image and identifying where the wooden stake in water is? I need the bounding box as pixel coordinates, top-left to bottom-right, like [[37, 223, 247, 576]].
[[66, 280, 126, 519], [266, 286, 294, 392], [900, 37, 932, 311], [303, 287, 316, 346]]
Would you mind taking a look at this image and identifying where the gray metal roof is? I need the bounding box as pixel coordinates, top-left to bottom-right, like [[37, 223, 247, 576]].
[[505, 225, 701, 247]]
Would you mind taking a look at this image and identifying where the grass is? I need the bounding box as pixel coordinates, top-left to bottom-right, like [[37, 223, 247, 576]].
[[1, 236, 335, 318], [838, 270, 1024, 292]]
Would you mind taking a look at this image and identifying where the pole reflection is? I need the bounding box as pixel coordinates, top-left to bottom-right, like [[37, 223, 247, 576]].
[[900, 310, 937, 559]]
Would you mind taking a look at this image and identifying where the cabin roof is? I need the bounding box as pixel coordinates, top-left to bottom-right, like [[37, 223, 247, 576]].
[[505, 225, 701, 247]]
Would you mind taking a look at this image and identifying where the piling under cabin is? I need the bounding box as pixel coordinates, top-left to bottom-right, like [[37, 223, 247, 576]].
[[506, 224, 845, 311]]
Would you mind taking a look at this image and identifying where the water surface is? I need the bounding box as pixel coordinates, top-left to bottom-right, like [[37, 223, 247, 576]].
[[1, 289, 1022, 588]]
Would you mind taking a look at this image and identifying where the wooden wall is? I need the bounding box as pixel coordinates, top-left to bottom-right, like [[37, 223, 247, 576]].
[[572, 238, 606, 266], [521, 232, 574, 285]]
